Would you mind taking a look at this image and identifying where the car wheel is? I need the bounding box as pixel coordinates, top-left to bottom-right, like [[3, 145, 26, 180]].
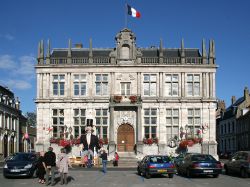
[[186, 169, 192, 178], [137, 167, 141, 176], [224, 166, 229, 175], [240, 168, 248, 178], [145, 171, 151, 179], [168, 173, 174, 178], [213, 174, 219, 178]]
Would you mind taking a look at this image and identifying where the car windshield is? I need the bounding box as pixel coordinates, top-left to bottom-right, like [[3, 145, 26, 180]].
[[8, 154, 36, 161], [149, 156, 170, 163], [191, 155, 216, 162]]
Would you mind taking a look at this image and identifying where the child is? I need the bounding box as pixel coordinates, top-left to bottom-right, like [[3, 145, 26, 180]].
[[57, 148, 72, 185], [37, 151, 46, 184], [113, 152, 119, 167]]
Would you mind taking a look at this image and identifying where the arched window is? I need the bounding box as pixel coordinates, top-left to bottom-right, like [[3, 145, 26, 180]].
[[120, 44, 130, 59]]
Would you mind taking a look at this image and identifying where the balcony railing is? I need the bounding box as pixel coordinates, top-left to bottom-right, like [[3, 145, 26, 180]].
[[111, 95, 141, 104]]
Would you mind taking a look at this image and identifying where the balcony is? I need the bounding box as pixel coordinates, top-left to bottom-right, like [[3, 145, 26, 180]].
[[110, 95, 142, 106]]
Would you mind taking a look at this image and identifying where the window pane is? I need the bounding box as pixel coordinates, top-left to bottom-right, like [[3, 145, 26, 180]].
[[144, 83, 150, 95], [80, 117, 85, 125], [194, 83, 200, 96], [151, 117, 157, 124], [81, 74, 86, 81], [96, 109, 101, 116], [188, 109, 193, 116], [144, 117, 150, 124], [144, 75, 150, 81], [187, 83, 193, 95], [165, 83, 171, 96], [53, 109, 57, 116], [96, 83, 101, 95], [74, 126, 79, 138], [173, 127, 179, 134], [151, 83, 156, 96], [96, 118, 101, 125], [166, 75, 171, 81], [151, 109, 157, 116], [74, 84, 79, 95], [144, 109, 150, 116], [60, 83, 64, 95], [172, 75, 178, 81], [173, 109, 179, 116], [173, 118, 179, 125], [103, 117, 108, 125], [59, 75, 65, 81], [74, 75, 79, 81], [53, 118, 57, 125], [59, 118, 64, 125], [81, 109, 85, 116], [151, 75, 157, 81], [103, 75, 108, 81], [195, 109, 200, 116], [187, 75, 193, 81], [96, 75, 101, 81], [80, 83, 86, 95], [172, 83, 178, 96], [103, 109, 108, 116], [194, 75, 200, 82], [53, 83, 58, 95], [74, 109, 79, 116], [166, 118, 172, 124], [166, 109, 172, 116], [53, 75, 58, 81], [74, 118, 79, 125], [188, 118, 193, 125], [103, 83, 108, 95]]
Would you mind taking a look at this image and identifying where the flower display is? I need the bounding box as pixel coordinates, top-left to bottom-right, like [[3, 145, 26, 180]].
[[114, 95, 122, 103], [143, 137, 158, 145], [129, 95, 137, 103]]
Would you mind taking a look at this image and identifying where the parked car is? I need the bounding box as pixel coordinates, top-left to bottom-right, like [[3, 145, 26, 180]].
[[224, 151, 250, 178], [177, 153, 222, 178], [137, 155, 176, 179], [3, 152, 38, 178], [173, 153, 192, 169]]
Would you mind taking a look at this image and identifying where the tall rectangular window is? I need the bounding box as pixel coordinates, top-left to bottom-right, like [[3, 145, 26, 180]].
[[95, 109, 108, 139], [52, 109, 64, 138], [95, 74, 108, 96], [166, 109, 179, 141], [121, 82, 131, 96], [165, 74, 179, 96], [53, 75, 65, 96], [74, 74, 87, 96], [143, 74, 157, 96], [144, 108, 157, 138], [187, 74, 200, 96], [73, 109, 86, 138], [187, 108, 201, 137]]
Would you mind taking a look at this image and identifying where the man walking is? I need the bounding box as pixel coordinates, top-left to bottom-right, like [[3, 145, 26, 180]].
[[44, 147, 56, 186]]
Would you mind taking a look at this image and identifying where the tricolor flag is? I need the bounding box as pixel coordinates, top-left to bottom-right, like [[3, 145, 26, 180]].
[[127, 4, 141, 18]]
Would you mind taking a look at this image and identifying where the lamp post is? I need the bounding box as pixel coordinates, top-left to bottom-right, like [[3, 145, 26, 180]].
[[180, 126, 184, 140], [185, 124, 189, 139]]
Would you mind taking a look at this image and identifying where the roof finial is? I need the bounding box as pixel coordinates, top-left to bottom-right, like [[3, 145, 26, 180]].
[[202, 39, 207, 64], [68, 38, 72, 57], [181, 38, 185, 64]]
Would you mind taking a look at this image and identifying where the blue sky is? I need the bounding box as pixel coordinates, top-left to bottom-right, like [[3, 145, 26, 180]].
[[0, 0, 250, 113]]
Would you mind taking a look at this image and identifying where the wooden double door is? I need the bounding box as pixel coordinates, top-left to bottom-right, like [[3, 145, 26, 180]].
[[117, 123, 135, 152]]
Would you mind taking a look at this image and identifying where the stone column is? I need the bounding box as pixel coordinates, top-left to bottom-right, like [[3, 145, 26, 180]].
[[136, 106, 143, 155], [181, 72, 185, 97], [202, 73, 206, 98], [16, 118, 19, 152], [137, 73, 141, 95], [109, 106, 116, 156], [159, 73, 163, 97], [209, 73, 213, 98]]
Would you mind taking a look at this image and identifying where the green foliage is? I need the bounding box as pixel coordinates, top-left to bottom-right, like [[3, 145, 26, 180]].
[[25, 112, 37, 127]]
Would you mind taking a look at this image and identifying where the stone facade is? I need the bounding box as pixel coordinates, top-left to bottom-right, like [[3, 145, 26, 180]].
[[0, 85, 22, 159], [217, 87, 250, 155], [35, 28, 218, 159]]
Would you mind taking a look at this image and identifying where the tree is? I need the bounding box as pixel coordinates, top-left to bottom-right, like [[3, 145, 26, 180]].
[[25, 112, 37, 127]]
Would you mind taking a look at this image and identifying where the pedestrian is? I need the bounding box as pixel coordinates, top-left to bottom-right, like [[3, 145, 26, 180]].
[[37, 151, 46, 184], [44, 147, 56, 186], [100, 150, 108, 173], [113, 152, 119, 167], [57, 148, 72, 185]]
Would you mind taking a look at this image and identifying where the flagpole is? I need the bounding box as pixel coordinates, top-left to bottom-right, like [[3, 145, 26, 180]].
[[125, 3, 128, 28]]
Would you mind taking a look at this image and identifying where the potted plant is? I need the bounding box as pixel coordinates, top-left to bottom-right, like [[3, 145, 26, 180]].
[[114, 95, 122, 103], [129, 95, 137, 103]]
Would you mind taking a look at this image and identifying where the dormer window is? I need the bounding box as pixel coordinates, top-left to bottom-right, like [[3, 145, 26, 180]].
[[120, 44, 130, 59]]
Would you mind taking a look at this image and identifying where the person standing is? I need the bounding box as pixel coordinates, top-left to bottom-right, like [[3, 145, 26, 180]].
[[57, 148, 72, 185], [113, 152, 119, 167], [44, 147, 56, 186], [100, 150, 108, 173], [80, 126, 100, 168], [37, 151, 46, 184]]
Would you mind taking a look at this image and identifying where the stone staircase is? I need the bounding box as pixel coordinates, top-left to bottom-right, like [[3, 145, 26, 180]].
[[107, 152, 139, 168]]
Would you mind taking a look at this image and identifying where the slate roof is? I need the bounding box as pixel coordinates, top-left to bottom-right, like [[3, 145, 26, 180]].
[[51, 48, 201, 58]]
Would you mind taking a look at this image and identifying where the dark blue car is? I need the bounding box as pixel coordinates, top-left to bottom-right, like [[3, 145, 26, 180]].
[[137, 155, 176, 179], [3, 152, 38, 178], [177, 153, 222, 178]]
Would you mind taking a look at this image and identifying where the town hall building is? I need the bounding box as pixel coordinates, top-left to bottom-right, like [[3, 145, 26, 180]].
[[35, 28, 218, 159]]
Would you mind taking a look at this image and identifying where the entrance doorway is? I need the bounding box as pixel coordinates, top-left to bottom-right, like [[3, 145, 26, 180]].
[[117, 123, 134, 152], [3, 135, 8, 158]]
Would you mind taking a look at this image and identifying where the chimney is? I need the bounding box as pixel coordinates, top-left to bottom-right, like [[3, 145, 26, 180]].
[[244, 86, 249, 100], [217, 100, 226, 111], [75, 43, 83, 48], [231, 96, 236, 105]]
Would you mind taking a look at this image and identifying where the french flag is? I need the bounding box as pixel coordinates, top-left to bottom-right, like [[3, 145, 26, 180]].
[[127, 4, 141, 18]]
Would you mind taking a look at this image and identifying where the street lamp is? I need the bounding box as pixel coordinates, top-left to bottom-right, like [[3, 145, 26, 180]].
[[185, 124, 189, 139], [180, 126, 184, 140]]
